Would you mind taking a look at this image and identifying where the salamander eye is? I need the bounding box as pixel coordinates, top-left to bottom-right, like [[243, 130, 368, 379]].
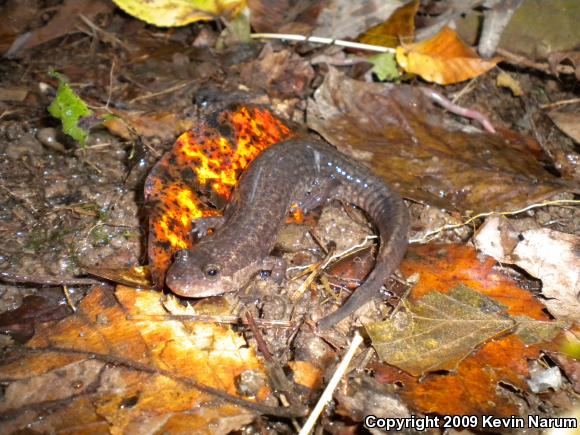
[[203, 264, 220, 278]]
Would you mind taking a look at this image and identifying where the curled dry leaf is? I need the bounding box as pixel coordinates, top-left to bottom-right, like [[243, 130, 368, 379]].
[[307, 68, 569, 213], [0, 285, 267, 433], [474, 216, 580, 320], [395, 27, 501, 85]]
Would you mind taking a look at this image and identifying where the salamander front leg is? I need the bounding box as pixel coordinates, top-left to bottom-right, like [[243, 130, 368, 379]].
[[191, 216, 225, 240], [260, 256, 287, 283]]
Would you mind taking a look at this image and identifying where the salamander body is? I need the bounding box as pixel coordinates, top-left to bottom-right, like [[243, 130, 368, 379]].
[[166, 138, 409, 329]]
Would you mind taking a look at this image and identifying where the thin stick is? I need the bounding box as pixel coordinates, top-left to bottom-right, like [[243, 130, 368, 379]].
[[251, 33, 395, 54], [129, 81, 190, 103], [539, 98, 580, 110], [411, 199, 579, 243], [298, 331, 364, 435]]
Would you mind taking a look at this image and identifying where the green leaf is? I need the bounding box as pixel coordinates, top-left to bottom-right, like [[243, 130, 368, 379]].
[[47, 69, 92, 147], [369, 52, 400, 81]]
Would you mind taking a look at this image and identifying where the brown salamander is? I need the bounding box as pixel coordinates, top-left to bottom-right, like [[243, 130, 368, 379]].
[[165, 138, 409, 329]]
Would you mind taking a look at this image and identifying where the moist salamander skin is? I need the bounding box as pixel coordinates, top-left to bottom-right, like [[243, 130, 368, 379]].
[[165, 137, 409, 329]]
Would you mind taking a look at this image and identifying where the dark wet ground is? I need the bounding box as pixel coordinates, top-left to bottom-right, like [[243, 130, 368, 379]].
[[0, 4, 578, 431]]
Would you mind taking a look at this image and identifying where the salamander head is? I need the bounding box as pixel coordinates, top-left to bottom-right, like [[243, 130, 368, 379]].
[[165, 248, 236, 297]]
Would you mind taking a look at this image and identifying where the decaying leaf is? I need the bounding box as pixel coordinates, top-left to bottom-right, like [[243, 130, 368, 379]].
[[3, 0, 113, 56], [307, 68, 569, 213], [367, 286, 516, 375], [395, 27, 501, 84], [288, 361, 323, 390], [367, 286, 566, 376], [312, 0, 403, 41], [548, 51, 580, 80], [0, 285, 270, 433], [112, 0, 246, 27], [237, 45, 315, 98], [548, 111, 580, 144], [357, 0, 419, 48], [474, 216, 580, 320], [101, 109, 195, 141], [371, 244, 567, 417], [84, 265, 154, 288]]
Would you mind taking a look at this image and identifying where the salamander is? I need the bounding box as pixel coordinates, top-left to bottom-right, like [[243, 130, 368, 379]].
[[165, 137, 409, 329]]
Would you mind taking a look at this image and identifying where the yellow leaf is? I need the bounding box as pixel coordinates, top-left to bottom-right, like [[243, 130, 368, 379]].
[[358, 0, 419, 48], [396, 27, 500, 85], [112, 0, 246, 27]]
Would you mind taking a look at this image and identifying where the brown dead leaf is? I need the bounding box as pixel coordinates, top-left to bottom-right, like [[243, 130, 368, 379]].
[[0, 285, 280, 433], [0, 295, 72, 343], [84, 265, 154, 288], [548, 51, 580, 80], [474, 216, 580, 320], [311, 0, 403, 41], [0, 0, 38, 55], [248, 0, 322, 34], [396, 27, 501, 84], [548, 111, 580, 144], [308, 68, 569, 213], [357, 0, 419, 48], [101, 109, 195, 141], [288, 361, 323, 390], [371, 243, 566, 417], [237, 45, 315, 99], [5, 0, 113, 57]]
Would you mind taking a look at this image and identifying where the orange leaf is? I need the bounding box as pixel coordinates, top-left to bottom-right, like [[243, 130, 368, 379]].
[[357, 0, 419, 48], [371, 244, 565, 417], [396, 27, 501, 84], [0, 285, 270, 432]]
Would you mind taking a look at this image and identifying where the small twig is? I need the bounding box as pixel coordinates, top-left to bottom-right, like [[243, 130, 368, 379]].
[[127, 313, 293, 328], [245, 312, 302, 416], [291, 244, 336, 302], [0, 271, 100, 286], [12, 346, 308, 419], [539, 98, 580, 110], [129, 81, 191, 103], [298, 331, 364, 435], [450, 76, 479, 104], [251, 33, 395, 54], [411, 199, 579, 244], [0, 183, 38, 214], [496, 48, 575, 76], [62, 285, 76, 312]]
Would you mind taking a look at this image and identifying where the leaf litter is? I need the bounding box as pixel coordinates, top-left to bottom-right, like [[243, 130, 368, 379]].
[[0, 0, 579, 432]]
